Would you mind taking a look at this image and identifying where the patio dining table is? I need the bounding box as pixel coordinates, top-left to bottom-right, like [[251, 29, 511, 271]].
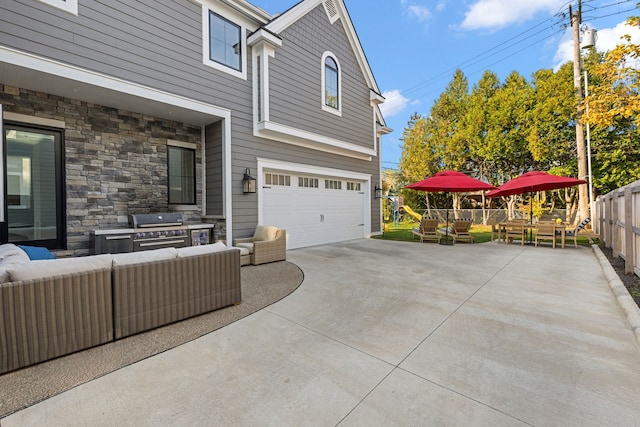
[[498, 221, 566, 248]]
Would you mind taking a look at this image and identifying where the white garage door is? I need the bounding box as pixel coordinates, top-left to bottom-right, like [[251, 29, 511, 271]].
[[262, 171, 366, 249]]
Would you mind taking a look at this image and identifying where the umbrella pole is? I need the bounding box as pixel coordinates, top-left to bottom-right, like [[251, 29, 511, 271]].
[[440, 193, 454, 245], [529, 192, 534, 243]]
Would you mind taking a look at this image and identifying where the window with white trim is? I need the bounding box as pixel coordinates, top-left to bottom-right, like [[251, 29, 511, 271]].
[[346, 182, 361, 191], [167, 142, 196, 205], [265, 173, 291, 186], [325, 179, 342, 190], [298, 177, 319, 188], [321, 52, 341, 115], [201, 2, 248, 80], [37, 0, 78, 14], [209, 12, 241, 71]]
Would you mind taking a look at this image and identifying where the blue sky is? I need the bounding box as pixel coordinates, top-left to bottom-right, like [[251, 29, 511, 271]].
[[251, 0, 640, 170]]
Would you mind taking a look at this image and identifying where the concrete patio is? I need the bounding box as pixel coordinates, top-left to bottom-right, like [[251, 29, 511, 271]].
[[3, 239, 640, 426]]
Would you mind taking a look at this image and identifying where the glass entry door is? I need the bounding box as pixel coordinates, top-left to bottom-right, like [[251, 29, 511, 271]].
[[3, 123, 65, 249]]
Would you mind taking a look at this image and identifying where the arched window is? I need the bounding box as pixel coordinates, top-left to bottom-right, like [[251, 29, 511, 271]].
[[322, 52, 341, 115]]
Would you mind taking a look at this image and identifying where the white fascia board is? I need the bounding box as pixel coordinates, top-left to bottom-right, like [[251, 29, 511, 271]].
[[264, 0, 322, 33], [265, 0, 381, 96], [370, 90, 385, 105], [247, 28, 282, 48], [193, 0, 271, 24], [377, 123, 393, 135], [335, 0, 380, 94], [255, 120, 375, 161], [1, 46, 231, 120]]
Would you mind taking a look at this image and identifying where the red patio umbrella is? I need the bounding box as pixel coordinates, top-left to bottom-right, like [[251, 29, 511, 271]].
[[406, 170, 496, 244], [485, 171, 586, 198], [486, 171, 587, 239]]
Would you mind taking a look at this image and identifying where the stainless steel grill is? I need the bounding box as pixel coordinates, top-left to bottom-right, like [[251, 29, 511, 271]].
[[90, 213, 212, 254]]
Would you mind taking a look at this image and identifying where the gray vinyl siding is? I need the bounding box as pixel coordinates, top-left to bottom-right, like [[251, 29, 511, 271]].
[[268, 6, 374, 150], [205, 121, 223, 217], [0, 0, 253, 116], [1, 0, 381, 238]]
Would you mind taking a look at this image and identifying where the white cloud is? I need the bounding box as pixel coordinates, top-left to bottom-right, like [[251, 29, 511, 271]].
[[553, 21, 640, 70], [460, 0, 565, 31], [407, 4, 431, 22], [379, 90, 416, 117], [401, 1, 432, 23]]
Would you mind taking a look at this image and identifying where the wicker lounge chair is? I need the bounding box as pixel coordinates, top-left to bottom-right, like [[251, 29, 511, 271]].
[[451, 219, 474, 243], [412, 218, 441, 243], [234, 225, 287, 265]]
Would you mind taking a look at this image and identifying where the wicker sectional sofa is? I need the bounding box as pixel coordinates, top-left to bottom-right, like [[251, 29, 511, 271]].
[[0, 243, 241, 374]]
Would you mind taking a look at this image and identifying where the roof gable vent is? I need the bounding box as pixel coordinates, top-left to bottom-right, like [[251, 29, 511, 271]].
[[323, 0, 339, 24]]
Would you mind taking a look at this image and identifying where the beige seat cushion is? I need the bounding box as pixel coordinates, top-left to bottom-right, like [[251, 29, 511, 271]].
[[112, 247, 177, 266], [9, 254, 114, 282], [176, 242, 227, 258], [253, 225, 278, 242], [235, 242, 254, 253]]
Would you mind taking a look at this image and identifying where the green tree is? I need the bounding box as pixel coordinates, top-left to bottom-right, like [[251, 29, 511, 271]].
[[586, 16, 640, 128], [527, 64, 576, 170], [463, 70, 501, 180], [426, 69, 470, 172], [399, 113, 437, 210], [585, 15, 640, 192], [484, 71, 534, 180]]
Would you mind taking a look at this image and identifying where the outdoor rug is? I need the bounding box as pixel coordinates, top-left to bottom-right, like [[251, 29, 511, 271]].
[[0, 261, 304, 418]]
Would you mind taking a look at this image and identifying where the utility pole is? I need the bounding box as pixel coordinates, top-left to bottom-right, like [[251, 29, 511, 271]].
[[570, 1, 590, 223]]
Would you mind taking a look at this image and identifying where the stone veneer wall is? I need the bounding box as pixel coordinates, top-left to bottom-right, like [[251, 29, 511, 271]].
[[1, 85, 204, 255]]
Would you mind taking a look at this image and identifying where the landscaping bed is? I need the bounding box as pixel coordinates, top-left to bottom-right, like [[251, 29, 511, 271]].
[[600, 245, 640, 308]]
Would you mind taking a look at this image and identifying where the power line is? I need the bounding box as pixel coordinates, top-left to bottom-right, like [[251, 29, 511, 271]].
[[383, 0, 638, 107]]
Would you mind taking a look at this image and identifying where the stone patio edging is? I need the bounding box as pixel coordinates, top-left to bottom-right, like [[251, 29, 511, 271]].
[[592, 244, 640, 345]]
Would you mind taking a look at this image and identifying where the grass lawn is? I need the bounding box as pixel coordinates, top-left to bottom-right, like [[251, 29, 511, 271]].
[[374, 221, 597, 246]]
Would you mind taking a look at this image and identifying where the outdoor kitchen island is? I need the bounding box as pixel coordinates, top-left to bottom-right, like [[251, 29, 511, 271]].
[[90, 213, 215, 255]]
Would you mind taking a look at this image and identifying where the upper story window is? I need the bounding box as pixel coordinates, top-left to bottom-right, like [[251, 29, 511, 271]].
[[167, 142, 196, 205], [209, 12, 241, 71], [321, 52, 341, 116], [37, 0, 78, 14], [201, 2, 248, 80]]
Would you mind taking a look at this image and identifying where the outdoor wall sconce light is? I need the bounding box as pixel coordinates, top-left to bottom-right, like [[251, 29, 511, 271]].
[[243, 168, 256, 194], [374, 184, 383, 199]]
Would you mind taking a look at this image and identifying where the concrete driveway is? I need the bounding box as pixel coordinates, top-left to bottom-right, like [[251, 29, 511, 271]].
[[4, 239, 640, 426]]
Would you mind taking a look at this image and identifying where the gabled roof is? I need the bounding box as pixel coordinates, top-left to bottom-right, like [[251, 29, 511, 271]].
[[264, 0, 381, 97]]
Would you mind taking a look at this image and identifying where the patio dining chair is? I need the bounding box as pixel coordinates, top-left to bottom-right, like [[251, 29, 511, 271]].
[[412, 218, 441, 244], [535, 222, 556, 248], [504, 221, 526, 245]]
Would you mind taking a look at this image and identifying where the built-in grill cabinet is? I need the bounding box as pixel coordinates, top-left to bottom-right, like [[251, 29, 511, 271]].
[[90, 213, 213, 255]]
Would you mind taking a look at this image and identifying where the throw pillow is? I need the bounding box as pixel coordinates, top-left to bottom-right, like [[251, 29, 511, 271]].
[[0, 248, 30, 282], [253, 225, 278, 242], [18, 245, 56, 260], [0, 244, 23, 261]]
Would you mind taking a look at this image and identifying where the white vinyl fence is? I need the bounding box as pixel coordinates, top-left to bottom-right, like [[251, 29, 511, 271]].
[[594, 179, 640, 276]]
